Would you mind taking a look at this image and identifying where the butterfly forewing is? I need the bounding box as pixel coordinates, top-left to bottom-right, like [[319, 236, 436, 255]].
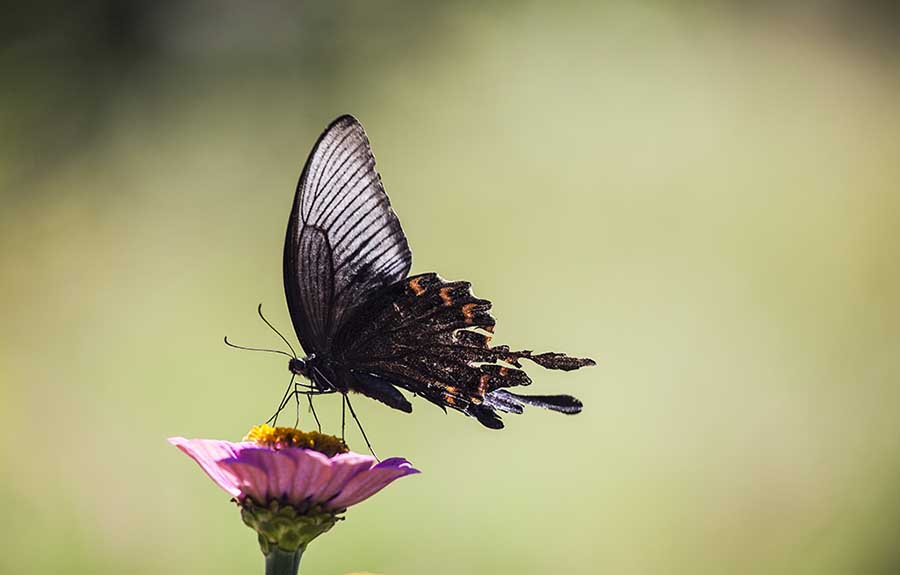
[[284, 115, 412, 354]]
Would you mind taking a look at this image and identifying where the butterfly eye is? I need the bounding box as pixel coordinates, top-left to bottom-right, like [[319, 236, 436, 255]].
[[289, 357, 308, 376]]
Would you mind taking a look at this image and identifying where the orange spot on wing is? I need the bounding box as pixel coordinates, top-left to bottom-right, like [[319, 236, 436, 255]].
[[408, 277, 426, 296], [499, 367, 509, 377], [478, 374, 490, 396], [461, 303, 477, 323], [439, 287, 453, 306], [443, 385, 463, 407]]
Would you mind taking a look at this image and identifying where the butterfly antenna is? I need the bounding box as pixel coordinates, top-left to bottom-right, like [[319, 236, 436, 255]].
[[345, 394, 378, 461], [257, 304, 298, 359], [224, 336, 294, 359]]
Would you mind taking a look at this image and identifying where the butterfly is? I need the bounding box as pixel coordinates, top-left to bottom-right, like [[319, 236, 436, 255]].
[[273, 114, 594, 431]]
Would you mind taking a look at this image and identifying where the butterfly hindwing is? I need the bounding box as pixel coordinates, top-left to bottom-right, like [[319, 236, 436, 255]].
[[334, 273, 595, 428], [284, 115, 412, 355]]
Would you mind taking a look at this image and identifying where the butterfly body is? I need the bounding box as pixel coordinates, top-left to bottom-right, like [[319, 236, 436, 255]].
[[282, 115, 594, 429]]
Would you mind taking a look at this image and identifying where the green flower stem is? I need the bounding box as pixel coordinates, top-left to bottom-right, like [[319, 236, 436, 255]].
[[265, 547, 303, 575], [241, 499, 343, 575]]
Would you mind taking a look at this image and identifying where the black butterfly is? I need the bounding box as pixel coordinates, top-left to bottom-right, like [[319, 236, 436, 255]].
[[271, 115, 593, 431]]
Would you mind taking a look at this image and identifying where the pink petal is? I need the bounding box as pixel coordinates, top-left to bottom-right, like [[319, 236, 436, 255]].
[[170, 437, 419, 509], [229, 449, 298, 501], [329, 458, 420, 509], [219, 460, 270, 503], [283, 449, 334, 505], [308, 453, 376, 503], [169, 437, 243, 497]]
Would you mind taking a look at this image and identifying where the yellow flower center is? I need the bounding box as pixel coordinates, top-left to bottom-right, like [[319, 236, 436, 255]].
[[245, 424, 349, 457]]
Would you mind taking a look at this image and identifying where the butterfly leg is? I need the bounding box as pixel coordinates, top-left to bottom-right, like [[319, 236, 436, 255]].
[[306, 392, 322, 432], [267, 374, 297, 426], [267, 374, 321, 426], [293, 389, 302, 428], [345, 394, 378, 461], [291, 385, 331, 430], [341, 395, 346, 444]]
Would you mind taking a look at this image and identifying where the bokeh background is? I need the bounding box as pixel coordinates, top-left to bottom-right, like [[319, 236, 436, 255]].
[[2, 2, 899, 574]]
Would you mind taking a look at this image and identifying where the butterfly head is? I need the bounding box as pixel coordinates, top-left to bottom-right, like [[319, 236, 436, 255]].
[[288, 356, 310, 378]]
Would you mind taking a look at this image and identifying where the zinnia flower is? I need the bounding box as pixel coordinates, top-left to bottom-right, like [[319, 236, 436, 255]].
[[170, 425, 419, 575]]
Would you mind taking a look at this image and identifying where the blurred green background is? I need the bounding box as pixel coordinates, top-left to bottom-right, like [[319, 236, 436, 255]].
[[2, 2, 900, 574]]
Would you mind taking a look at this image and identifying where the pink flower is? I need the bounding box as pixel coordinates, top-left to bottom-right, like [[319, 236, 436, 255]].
[[170, 426, 420, 572], [169, 436, 419, 510]]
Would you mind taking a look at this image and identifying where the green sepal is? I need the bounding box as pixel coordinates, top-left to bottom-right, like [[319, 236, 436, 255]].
[[240, 498, 344, 555]]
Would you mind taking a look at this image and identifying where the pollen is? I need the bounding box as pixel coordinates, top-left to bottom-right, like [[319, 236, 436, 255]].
[[245, 424, 349, 457]]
